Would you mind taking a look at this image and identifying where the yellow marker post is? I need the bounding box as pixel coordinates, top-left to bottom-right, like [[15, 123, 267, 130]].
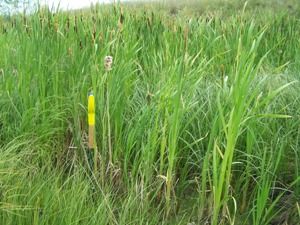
[[88, 91, 96, 173]]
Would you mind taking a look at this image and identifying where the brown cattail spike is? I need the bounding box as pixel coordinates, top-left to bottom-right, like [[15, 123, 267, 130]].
[[110, 29, 115, 41], [117, 19, 123, 32], [79, 39, 82, 50], [184, 23, 189, 50], [69, 47, 73, 61]]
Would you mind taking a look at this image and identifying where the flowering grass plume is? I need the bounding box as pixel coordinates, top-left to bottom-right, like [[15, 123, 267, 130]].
[[104, 56, 113, 71]]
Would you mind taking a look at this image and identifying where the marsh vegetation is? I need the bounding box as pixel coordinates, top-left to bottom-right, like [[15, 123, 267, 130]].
[[0, 0, 299, 224]]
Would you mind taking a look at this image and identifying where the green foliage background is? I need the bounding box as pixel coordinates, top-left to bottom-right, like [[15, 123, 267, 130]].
[[0, 0, 299, 224]]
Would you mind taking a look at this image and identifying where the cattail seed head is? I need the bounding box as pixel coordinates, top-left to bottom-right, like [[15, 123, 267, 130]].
[[92, 31, 95, 43], [69, 47, 72, 60], [104, 56, 113, 71], [117, 19, 123, 32], [99, 30, 103, 43], [54, 22, 59, 31], [79, 39, 82, 50], [110, 29, 115, 41]]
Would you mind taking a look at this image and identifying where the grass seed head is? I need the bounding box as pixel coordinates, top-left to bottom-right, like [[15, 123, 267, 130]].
[[104, 56, 113, 71]]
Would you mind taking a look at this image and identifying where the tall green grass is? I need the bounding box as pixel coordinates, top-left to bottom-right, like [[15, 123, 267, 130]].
[[0, 1, 299, 224]]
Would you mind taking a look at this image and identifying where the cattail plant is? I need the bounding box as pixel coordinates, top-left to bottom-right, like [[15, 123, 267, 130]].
[[92, 31, 96, 43], [68, 47, 73, 62], [110, 29, 115, 41], [0, 2, 299, 224], [104, 56, 113, 165]]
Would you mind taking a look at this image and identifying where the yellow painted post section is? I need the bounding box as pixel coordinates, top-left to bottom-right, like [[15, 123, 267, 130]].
[[88, 93, 95, 148], [88, 93, 95, 125], [88, 92, 96, 172]]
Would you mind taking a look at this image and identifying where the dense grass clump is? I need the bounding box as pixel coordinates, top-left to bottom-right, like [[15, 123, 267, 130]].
[[0, 1, 299, 224]]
